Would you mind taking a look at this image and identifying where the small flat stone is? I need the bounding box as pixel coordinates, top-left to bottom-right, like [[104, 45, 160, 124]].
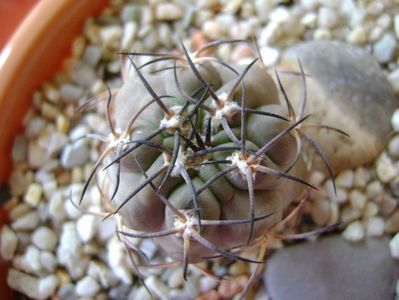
[[278, 41, 398, 173], [155, 3, 183, 21], [373, 33, 397, 63], [32, 226, 58, 251], [60, 140, 90, 169], [343, 220, 365, 242], [11, 211, 39, 231], [60, 84, 84, 102], [76, 214, 98, 243], [265, 236, 398, 300], [0, 225, 18, 260], [76, 275, 100, 297], [12, 135, 28, 162]]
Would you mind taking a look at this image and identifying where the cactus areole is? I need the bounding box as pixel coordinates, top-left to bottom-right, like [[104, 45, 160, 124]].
[[80, 40, 327, 286]]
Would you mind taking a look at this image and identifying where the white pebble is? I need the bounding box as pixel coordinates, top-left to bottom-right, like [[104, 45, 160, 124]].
[[365, 217, 385, 237], [388, 135, 399, 158], [24, 245, 42, 272], [121, 21, 138, 50], [7, 269, 58, 299], [388, 69, 399, 93], [389, 233, 399, 259], [335, 170, 354, 188], [76, 276, 100, 297], [60, 84, 84, 101], [366, 180, 383, 199], [32, 227, 58, 251], [24, 183, 43, 207], [61, 140, 90, 168], [0, 225, 18, 260], [38, 275, 59, 299], [77, 214, 98, 243], [391, 109, 399, 132], [200, 276, 218, 292], [145, 276, 170, 300], [318, 7, 338, 29], [39, 251, 57, 272], [254, 0, 273, 22], [343, 221, 365, 242], [313, 28, 332, 40], [376, 153, 397, 183], [12, 211, 39, 231], [353, 166, 369, 188], [347, 26, 367, 44], [349, 189, 367, 210], [155, 3, 183, 21], [99, 25, 122, 48], [363, 202, 379, 218], [202, 20, 222, 40], [394, 15, 399, 38], [48, 191, 67, 222], [373, 33, 397, 63], [260, 46, 280, 67]]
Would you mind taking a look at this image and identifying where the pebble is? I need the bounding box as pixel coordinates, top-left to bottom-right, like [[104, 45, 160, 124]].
[[71, 62, 98, 87], [61, 140, 90, 168], [12, 135, 28, 162], [385, 210, 399, 234], [260, 46, 280, 67], [28, 140, 47, 169], [121, 21, 138, 50], [47, 131, 69, 157], [23, 245, 42, 272], [0, 225, 18, 260], [32, 226, 58, 251], [155, 3, 183, 21], [392, 109, 399, 132], [366, 180, 383, 199], [373, 33, 397, 63], [202, 20, 222, 40], [7, 269, 58, 300], [363, 202, 379, 218], [200, 276, 219, 293], [168, 269, 184, 288], [349, 189, 367, 210], [60, 84, 84, 102], [335, 170, 354, 188], [390, 233, 399, 259], [83, 45, 102, 66], [347, 25, 367, 44], [76, 275, 100, 297], [40, 251, 57, 272], [145, 276, 170, 300], [379, 195, 397, 216], [11, 211, 40, 231], [366, 216, 385, 237], [217, 275, 248, 299], [265, 236, 397, 300], [342, 221, 365, 242], [48, 191, 67, 222], [318, 7, 338, 29], [278, 41, 397, 172], [353, 166, 369, 188], [140, 239, 158, 260], [376, 153, 397, 183], [99, 25, 122, 49], [77, 214, 98, 243], [301, 12, 317, 28]]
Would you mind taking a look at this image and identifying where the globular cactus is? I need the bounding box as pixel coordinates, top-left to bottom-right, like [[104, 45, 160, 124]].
[[80, 39, 334, 296]]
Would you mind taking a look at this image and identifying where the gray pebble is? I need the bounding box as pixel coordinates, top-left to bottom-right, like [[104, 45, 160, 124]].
[[121, 4, 142, 23], [60, 84, 84, 102], [388, 135, 399, 159], [71, 62, 98, 87], [373, 33, 397, 64], [265, 236, 398, 300], [12, 135, 28, 162], [83, 45, 102, 66], [60, 140, 90, 168], [278, 41, 398, 173]]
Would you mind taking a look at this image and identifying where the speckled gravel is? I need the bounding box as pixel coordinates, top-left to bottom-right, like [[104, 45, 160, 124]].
[[1, 0, 399, 299]]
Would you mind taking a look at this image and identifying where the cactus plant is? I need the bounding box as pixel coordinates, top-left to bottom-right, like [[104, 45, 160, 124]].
[[79, 39, 339, 297]]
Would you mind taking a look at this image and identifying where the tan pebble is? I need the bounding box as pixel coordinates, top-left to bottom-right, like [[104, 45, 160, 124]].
[[311, 198, 331, 226], [228, 261, 249, 276], [353, 166, 370, 188], [231, 44, 254, 63], [72, 167, 84, 183], [363, 202, 378, 218], [43, 83, 60, 103], [349, 190, 367, 210], [366, 181, 383, 200], [56, 115, 70, 134], [218, 275, 248, 298], [191, 31, 211, 54], [72, 36, 86, 59], [9, 203, 31, 221], [196, 289, 222, 300], [24, 183, 43, 207], [41, 102, 60, 120], [336, 170, 354, 188], [341, 206, 362, 223], [376, 153, 397, 183], [57, 269, 71, 285], [379, 195, 397, 216], [57, 171, 71, 185], [385, 210, 399, 234]]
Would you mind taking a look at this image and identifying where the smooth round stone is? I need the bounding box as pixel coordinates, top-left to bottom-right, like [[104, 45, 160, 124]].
[[277, 41, 398, 174], [264, 236, 398, 300]]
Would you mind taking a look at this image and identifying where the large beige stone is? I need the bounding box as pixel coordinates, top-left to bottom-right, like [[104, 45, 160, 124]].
[[276, 41, 398, 173]]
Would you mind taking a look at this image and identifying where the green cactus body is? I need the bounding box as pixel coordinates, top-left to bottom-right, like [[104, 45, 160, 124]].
[[96, 43, 311, 266]]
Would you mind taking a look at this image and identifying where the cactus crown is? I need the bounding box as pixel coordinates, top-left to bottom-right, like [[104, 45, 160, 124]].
[[79, 39, 337, 298]]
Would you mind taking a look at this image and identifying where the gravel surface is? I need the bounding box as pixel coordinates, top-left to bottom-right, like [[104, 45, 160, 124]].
[[1, 0, 399, 299]]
